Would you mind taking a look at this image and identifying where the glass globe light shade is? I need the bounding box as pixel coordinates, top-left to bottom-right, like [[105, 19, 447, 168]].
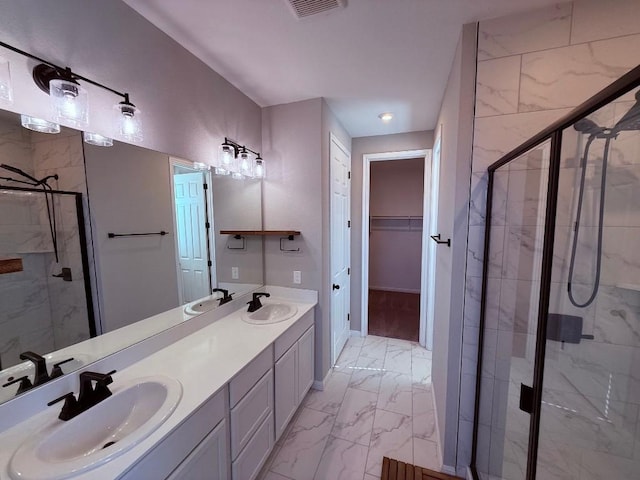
[[50, 78, 89, 128]]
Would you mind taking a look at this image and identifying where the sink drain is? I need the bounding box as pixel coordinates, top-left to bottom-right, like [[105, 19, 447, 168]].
[[102, 441, 117, 449]]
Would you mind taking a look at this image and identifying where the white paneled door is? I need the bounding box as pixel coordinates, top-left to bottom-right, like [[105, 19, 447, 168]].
[[173, 172, 211, 303], [330, 134, 351, 365]]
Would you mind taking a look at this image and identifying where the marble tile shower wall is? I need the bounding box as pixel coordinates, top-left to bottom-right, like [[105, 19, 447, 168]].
[[463, 1, 640, 477], [0, 129, 91, 368], [31, 130, 91, 350]]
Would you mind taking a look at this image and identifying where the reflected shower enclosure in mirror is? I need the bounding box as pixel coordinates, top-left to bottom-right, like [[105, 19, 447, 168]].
[[0, 108, 264, 406]]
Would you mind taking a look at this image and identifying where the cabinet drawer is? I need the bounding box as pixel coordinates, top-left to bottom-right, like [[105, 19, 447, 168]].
[[229, 345, 273, 407], [232, 413, 274, 480], [230, 369, 273, 459]]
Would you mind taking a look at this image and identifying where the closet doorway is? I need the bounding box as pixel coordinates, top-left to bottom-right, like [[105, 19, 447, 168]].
[[361, 149, 433, 346]]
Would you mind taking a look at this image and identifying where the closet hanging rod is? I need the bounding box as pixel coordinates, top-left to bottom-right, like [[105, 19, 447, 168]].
[[108, 231, 169, 238]]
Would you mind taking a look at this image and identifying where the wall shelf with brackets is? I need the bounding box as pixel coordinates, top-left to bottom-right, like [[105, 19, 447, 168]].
[[0, 257, 23, 274], [220, 230, 301, 252]]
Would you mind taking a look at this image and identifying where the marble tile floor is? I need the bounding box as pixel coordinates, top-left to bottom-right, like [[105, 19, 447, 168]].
[[258, 335, 439, 480]]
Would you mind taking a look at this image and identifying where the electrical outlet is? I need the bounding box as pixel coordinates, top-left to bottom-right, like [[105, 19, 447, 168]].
[[293, 270, 301, 284], [232, 267, 239, 279]]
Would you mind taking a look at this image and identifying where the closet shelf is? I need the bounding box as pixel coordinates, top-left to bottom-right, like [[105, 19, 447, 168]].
[[369, 216, 423, 232], [0, 257, 23, 274]]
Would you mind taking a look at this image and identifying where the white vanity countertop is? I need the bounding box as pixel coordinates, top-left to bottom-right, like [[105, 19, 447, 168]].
[[0, 286, 317, 480]]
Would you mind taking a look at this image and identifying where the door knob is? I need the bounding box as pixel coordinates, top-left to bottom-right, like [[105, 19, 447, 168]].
[[332, 284, 340, 290]]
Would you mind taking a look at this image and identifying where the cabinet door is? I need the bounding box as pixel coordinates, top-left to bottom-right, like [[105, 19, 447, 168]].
[[274, 342, 298, 441], [297, 327, 314, 403], [166, 419, 228, 480]]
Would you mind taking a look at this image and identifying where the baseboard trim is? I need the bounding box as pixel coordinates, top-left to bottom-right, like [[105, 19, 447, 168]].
[[312, 368, 332, 391], [466, 466, 474, 480], [350, 329, 363, 337], [441, 464, 457, 476]]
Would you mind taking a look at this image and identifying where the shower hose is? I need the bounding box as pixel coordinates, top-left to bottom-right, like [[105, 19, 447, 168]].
[[567, 134, 611, 308]]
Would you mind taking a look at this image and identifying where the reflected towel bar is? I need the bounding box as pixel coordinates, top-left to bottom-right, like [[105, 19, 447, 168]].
[[430, 234, 451, 247], [108, 231, 168, 238]]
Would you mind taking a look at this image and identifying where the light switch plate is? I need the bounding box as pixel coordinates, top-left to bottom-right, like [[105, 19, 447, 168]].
[[293, 270, 301, 284], [232, 267, 239, 279]]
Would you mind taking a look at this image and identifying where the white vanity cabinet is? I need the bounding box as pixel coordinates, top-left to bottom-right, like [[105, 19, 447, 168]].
[[119, 387, 229, 480], [229, 346, 274, 480], [274, 310, 315, 440], [166, 419, 228, 480]]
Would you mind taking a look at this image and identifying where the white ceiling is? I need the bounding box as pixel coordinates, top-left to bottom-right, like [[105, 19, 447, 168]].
[[124, 0, 560, 138]]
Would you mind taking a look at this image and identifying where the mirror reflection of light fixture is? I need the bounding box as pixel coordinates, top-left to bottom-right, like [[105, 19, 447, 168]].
[[216, 137, 265, 179], [83, 131, 113, 147], [21, 114, 60, 134], [0, 40, 143, 141], [115, 94, 143, 143], [0, 57, 12, 104]]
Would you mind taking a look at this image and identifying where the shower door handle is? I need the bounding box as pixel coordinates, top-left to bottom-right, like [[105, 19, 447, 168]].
[[519, 383, 533, 414]]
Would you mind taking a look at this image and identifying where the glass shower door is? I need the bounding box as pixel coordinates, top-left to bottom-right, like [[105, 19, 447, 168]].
[[537, 88, 640, 479], [475, 140, 552, 479]]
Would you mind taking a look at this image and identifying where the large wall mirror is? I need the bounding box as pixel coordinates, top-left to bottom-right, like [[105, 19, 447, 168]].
[[0, 109, 264, 405]]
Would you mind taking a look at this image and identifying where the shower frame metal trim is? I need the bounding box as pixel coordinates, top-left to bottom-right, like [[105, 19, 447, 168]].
[[0, 185, 97, 338], [470, 63, 640, 480]]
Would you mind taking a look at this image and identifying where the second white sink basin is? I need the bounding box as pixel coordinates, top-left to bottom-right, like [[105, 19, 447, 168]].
[[9, 375, 182, 480], [242, 303, 298, 324]]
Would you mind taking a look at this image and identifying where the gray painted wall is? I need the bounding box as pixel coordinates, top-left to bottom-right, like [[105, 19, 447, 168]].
[[84, 142, 179, 332], [262, 98, 351, 382], [350, 131, 434, 333], [431, 23, 477, 472], [0, 0, 261, 167]]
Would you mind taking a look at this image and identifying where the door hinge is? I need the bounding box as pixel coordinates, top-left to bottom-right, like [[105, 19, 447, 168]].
[[347, 220, 351, 228], [348, 267, 350, 275], [348, 171, 351, 179], [203, 183, 208, 190], [205, 221, 211, 229], [207, 260, 212, 267], [347, 313, 350, 321], [519, 383, 533, 414]]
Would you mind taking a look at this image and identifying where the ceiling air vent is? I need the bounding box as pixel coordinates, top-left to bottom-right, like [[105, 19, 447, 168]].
[[287, 0, 345, 19]]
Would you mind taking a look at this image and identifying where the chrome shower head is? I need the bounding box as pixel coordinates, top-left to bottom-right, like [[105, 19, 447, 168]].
[[614, 90, 640, 132]]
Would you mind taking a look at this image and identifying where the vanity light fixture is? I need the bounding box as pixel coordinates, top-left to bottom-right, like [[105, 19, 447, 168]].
[[0, 56, 12, 104], [378, 112, 394, 123], [20, 114, 60, 134], [216, 137, 265, 179], [83, 132, 113, 147], [254, 155, 265, 179], [0, 40, 142, 142]]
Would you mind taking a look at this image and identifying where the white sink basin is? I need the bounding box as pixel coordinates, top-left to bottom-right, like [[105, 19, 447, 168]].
[[184, 295, 221, 315], [0, 353, 93, 404], [9, 375, 182, 480], [242, 303, 298, 324]]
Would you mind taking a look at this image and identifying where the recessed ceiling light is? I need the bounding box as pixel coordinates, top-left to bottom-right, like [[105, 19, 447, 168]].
[[378, 112, 394, 123]]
